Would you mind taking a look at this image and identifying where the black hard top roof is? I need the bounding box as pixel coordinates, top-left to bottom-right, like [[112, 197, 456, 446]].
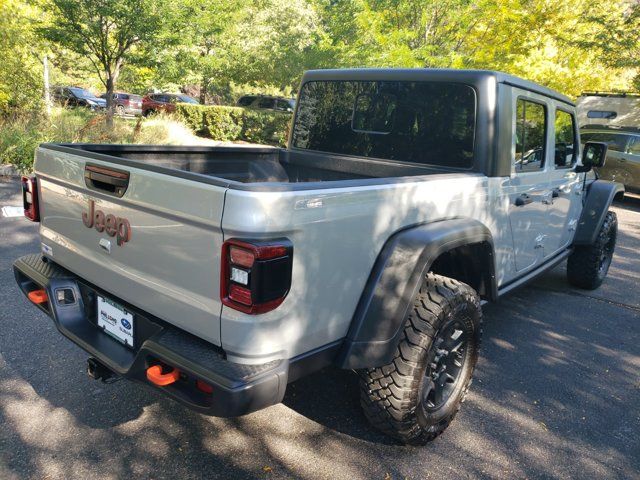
[[301, 68, 575, 106]]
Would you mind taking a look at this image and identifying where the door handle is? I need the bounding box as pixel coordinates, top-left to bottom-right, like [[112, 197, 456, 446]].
[[515, 194, 533, 207]]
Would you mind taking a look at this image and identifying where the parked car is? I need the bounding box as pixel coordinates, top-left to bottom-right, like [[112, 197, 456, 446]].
[[142, 93, 199, 116], [237, 95, 295, 112], [51, 86, 106, 111], [100, 92, 143, 116], [16, 69, 622, 445], [580, 125, 640, 193]]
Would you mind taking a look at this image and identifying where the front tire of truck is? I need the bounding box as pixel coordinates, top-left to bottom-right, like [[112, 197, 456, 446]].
[[567, 211, 617, 290], [359, 273, 482, 445]]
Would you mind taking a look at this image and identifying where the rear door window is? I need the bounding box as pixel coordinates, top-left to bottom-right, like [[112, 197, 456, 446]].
[[238, 96, 256, 106], [627, 137, 640, 156], [275, 99, 292, 111], [554, 110, 577, 168], [515, 99, 547, 172], [580, 132, 628, 152], [292, 80, 476, 169], [258, 97, 275, 109]]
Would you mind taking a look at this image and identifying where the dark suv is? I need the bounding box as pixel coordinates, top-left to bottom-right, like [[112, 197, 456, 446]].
[[100, 92, 143, 116], [51, 87, 106, 111], [142, 93, 199, 116], [237, 95, 295, 112], [581, 125, 640, 193]]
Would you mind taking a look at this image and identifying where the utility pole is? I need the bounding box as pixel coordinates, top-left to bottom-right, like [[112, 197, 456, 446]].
[[43, 54, 51, 117]]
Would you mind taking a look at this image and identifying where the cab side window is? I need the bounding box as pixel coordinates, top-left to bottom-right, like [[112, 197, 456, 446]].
[[554, 110, 577, 168], [515, 99, 547, 172], [627, 137, 640, 156]]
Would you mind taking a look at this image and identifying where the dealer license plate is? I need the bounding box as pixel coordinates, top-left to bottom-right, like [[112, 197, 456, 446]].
[[97, 295, 135, 348]]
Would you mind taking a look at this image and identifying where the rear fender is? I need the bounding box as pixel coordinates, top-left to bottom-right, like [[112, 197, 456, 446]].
[[338, 219, 495, 370]]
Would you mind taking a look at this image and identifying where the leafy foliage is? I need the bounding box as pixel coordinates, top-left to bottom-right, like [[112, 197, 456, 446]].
[[1, 0, 639, 156], [40, 0, 168, 125], [0, 107, 212, 171], [0, 0, 45, 116], [175, 104, 290, 146]]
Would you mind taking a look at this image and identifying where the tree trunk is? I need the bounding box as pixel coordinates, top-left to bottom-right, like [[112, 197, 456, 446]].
[[105, 60, 123, 130], [105, 75, 114, 129], [43, 54, 51, 118], [200, 75, 209, 104]]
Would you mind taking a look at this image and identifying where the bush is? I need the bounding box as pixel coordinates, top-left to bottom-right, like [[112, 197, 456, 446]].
[[0, 108, 213, 173], [175, 103, 205, 134], [175, 103, 291, 146], [0, 117, 44, 172], [202, 106, 243, 141], [241, 109, 291, 146]]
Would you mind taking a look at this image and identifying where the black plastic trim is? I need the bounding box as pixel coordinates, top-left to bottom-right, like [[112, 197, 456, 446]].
[[287, 340, 343, 383], [573, 180, 624, 245], [501, 80, 575, 106], [497, 248, 572, 297], [13, 254, 289, 417], [338, 219, 495, 369]]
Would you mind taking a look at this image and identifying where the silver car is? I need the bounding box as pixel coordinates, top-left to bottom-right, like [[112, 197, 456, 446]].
[[581, 126, 640, 193]]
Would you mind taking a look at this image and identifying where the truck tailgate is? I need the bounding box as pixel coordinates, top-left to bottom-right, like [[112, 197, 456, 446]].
[[35, 147, 227, 346]]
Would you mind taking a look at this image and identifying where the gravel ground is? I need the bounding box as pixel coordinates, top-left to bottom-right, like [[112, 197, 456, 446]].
[[0, 177, 638, 480]]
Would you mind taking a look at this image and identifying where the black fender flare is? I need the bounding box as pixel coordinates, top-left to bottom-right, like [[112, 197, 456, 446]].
[[338, 219, 495, 370], [573, 180, 624, 246]]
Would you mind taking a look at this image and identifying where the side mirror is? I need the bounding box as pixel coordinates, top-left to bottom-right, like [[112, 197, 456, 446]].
[[577, 142, 608, 172]]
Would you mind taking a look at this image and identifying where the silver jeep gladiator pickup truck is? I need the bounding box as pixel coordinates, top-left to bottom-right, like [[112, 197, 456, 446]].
[[14, 69, 622, 445]]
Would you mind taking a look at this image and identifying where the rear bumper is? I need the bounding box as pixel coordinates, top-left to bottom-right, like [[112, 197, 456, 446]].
[[13, 254, 288, 417]]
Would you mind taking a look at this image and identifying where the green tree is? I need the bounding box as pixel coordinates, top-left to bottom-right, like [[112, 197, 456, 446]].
[[41, 0, 167, 127], [175, 0, 243, 103], [228, 0, 324, 90], [0, 0, 46, 117], [583, 0, 640, 89]]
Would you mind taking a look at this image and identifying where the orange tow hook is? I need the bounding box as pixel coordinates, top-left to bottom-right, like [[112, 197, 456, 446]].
[[146, 365, 180, 386], [28, 289, 48, 304]]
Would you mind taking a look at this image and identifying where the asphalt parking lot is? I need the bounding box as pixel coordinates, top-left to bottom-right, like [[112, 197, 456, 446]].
[[1, 177, 638, 480]]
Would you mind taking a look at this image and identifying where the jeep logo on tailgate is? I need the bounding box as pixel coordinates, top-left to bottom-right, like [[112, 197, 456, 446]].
[[82, 199, 132, 246]]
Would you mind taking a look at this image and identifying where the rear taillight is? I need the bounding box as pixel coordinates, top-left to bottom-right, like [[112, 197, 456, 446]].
[[21, 175, 40, 222], [221, 238, 293, 314]]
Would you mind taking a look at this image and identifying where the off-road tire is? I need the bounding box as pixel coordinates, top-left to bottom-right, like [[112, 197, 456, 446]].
[[567, 211, 617, 290], [359, 273, 482, 445]]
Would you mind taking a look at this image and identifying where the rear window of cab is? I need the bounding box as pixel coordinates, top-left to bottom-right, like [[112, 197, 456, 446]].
[[292, 80, 477, 169]]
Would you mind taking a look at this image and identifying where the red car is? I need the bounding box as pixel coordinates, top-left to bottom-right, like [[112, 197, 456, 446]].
[[100, 92, 143, 116], [141, 93, 199, 116]]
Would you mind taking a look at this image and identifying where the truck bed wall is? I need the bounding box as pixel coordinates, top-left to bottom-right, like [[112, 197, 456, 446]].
[[51, 144, 462, 185]]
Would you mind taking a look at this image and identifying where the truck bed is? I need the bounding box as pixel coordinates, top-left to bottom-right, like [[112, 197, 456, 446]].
[[42, 143, 450, 188]]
